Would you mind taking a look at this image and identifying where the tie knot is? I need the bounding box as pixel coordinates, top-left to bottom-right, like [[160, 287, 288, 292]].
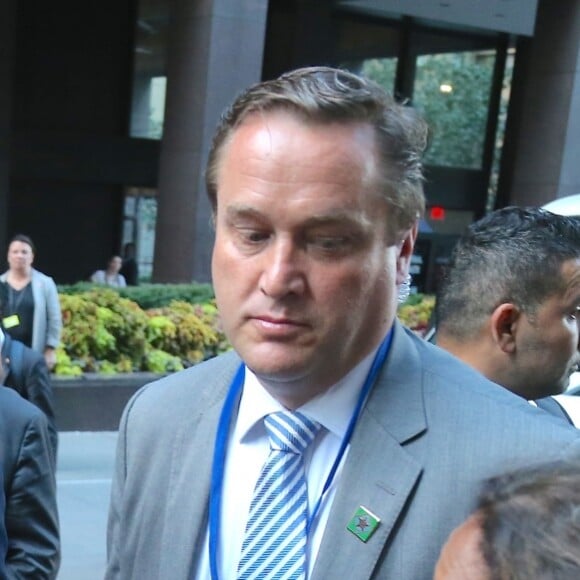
[[264, 411, 321, 455]]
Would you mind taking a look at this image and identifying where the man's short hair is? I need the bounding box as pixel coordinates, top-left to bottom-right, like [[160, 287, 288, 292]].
[[477, 460, 580, 579], [205, 66, 429, 233], [436, 206, 580, 340]]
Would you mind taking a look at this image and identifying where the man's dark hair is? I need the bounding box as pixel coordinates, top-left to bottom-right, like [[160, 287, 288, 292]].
[[477, 460, 580, 579], [205, 66, 429, 234], [436, 206, 580, 340]]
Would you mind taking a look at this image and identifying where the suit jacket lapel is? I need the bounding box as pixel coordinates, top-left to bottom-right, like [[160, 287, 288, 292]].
[[312, 323, 427, 579]]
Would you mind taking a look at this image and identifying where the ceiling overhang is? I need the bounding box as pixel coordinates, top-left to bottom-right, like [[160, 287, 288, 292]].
[[337, 0, 539, 36]]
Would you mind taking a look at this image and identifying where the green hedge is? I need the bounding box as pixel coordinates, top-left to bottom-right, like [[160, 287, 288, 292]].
[[55, 284, 229, 376], [58, 282, 215, 309]]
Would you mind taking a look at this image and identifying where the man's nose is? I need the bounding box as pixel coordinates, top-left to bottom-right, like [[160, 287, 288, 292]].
[[259, 240, 306, 298]]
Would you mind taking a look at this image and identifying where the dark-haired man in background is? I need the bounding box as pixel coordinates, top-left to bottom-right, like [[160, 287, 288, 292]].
[[436, 206, 580, 425]]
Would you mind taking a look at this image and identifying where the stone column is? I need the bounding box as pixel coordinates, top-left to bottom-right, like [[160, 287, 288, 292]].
[[152, 0, 268, 283], [505, 0, 580, 206]]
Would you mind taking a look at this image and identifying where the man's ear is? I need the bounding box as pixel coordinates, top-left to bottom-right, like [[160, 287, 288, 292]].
[[395, 222, 418, 286], [490, 303, 521, 353]]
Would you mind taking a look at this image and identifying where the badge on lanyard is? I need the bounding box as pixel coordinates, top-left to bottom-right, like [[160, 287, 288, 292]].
[[2, 314, 20, 329]]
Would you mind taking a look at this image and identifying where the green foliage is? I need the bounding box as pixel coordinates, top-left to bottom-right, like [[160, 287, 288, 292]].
[[143, 349, 184, 373], [55, 287, 229, 376], [53, 347, 83, 377], [397, 294, 436, 336], [118, 283, 215, 310], [361, 58, 397, 92], [145, 300, 227, 364], [361, 51, 495, 169], [58, 282, 215, 310], [413, 52, 494, 169]]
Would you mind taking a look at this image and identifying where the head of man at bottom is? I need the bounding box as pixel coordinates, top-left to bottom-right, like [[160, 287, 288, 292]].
[[436, 206, 580, 401], [206, 66, 428, 408], [434, 460, 580, 579]]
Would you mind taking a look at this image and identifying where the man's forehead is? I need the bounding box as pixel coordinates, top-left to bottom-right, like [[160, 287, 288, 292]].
[[435, 514, 489, 580]]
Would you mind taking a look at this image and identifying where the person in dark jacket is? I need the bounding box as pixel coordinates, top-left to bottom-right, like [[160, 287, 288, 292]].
[[0, 386, 60, 578], [119, 242, 139, 286], [0, 477, 7, 580], [0, 328, 57, 463]]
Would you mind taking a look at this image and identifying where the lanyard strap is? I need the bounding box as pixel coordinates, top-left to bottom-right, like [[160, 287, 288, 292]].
[[208, 329, 394, 580], [209, 363, 245, 580]]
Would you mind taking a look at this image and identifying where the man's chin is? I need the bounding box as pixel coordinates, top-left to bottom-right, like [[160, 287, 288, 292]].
[[248, 362, 308, 384]]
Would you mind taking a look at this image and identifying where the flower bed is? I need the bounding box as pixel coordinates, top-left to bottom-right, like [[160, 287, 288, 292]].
[[397, 293, 436, 337], [55, 286, 229, 376]]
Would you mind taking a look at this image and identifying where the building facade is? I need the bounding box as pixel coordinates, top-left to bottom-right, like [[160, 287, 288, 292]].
[[1, 0, 578, 288]]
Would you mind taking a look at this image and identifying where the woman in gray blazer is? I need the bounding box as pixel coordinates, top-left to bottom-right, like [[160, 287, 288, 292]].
[[0, 234, 62, 370]]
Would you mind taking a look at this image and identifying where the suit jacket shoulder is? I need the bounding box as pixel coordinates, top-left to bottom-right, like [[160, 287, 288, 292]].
[[0, 387, 60, 579], [312, 323, 580, 580], [124, 350, 241, 424]]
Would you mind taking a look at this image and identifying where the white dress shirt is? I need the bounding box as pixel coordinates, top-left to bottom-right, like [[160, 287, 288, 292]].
[[194, 349, 377, 580]]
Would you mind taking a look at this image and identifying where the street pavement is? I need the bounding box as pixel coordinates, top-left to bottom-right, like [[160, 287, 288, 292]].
[[56, 431, 118, 579]]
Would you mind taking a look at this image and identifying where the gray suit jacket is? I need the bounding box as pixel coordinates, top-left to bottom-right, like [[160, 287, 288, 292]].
[[106, 322, 580, 579]]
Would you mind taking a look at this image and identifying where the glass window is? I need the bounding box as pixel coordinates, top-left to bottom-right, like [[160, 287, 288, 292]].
[[413, 50, 495, 169], [129, 0, 170, 139], [122, 187, 158, 281], [360, 58, 397, 93]]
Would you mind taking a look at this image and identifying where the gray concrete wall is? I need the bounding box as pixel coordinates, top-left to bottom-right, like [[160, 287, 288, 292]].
[[152, 0, 269, 283], [53, 373, 163, 431]]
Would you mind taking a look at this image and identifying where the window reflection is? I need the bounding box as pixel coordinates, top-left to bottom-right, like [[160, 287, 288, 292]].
[[129, 0, 169, 140]]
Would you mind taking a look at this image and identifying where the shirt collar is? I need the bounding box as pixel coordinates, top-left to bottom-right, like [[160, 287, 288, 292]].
[[236, 348, 378, 444]]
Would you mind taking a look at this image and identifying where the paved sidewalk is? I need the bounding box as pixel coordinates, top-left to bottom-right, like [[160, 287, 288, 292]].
[[56, 431, 118, 580]]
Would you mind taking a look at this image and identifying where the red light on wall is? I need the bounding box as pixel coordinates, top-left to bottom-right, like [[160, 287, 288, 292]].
[[429, 206, 446, 221]]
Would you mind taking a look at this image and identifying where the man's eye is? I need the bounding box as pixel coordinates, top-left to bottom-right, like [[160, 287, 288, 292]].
[[239, 230, 269, 243], [569, 306, 580, 320], [310, 236, 350, 251]]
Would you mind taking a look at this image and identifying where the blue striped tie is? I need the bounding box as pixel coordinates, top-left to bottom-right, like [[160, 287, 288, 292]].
[[237, 411, 321, 580]]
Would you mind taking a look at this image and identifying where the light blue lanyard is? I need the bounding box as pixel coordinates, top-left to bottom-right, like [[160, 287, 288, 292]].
[[207, 329, 393, 580]]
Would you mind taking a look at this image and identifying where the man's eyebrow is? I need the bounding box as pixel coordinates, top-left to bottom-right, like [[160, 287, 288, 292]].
[[301, 213, 369, 228], [224, 205, 264, 220], [224, 204, 368, 226]]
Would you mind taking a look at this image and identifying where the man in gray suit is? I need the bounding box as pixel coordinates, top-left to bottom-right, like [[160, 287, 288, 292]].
[[106, 67, 580, 580]]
